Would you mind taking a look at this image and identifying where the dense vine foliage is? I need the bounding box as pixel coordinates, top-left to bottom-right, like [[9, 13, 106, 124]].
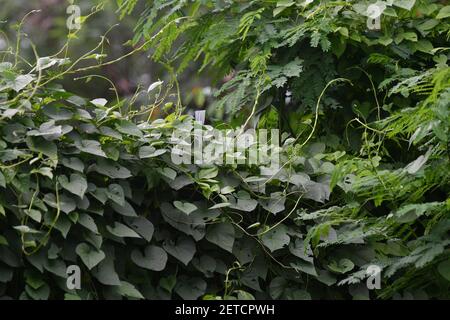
[[118, 0, 450, 298], [0, 0, 449, 300]]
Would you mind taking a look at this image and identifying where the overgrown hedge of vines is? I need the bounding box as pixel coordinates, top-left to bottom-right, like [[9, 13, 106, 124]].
[[0, 70, 334, 300], [0, 0, 449, 300]]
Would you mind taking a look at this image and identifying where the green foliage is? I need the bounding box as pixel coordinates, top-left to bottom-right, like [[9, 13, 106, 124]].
[[0, 55, 340, 299], [0, 0, 448, 301], [120, 0, 449, 123], [120, 0, 449, 299]]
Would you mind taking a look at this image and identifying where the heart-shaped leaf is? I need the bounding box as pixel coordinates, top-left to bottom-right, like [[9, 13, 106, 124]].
[[78, 214, 98, 234], [116, 281, 144, 299], [328, 258, 354, 274], [93, 257, 121, 286], [163, 236, 196, 266], [198, 167, 218, 180], [124, 217, 154, 242], [12, 75, 34, 92], [107, 222, 141, 238], [61, 157, 84, 172], [75, 139, 106, 157], [174, 276, 206, 300], [107, 184, 125, 206], [174, 201, 197, 215], [131, 245, 168, 271], [76, 243, 105, 270], [260, 224, 290, 252], [94, 158, 132, 179], [205, 223, 235, 253], [58, 174, 88, 198], [139, 146, 167, 159], [111, 200, 137, 217]]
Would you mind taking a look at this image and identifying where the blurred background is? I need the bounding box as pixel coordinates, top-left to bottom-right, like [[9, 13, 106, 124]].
[[0, 0, 214, 115]]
